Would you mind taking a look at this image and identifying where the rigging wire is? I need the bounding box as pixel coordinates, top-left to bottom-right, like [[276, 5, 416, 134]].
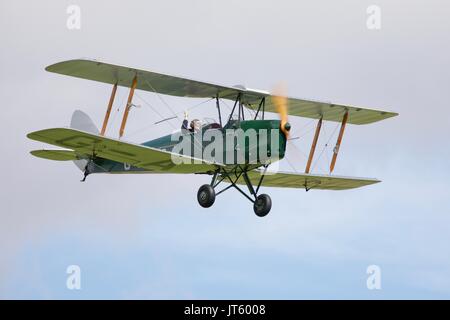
[[284, 156, 299, 173], [219, 98, 233, 112], [323, 124, 331, 170], [311, 122, 339, 173], [126, 97, 215, 138], [183, 97, 215, 115], [126, 93, 176, 138], [298, 118, 317, 134], [244, 103, 257, 119], [143, 78, 179, 119], [135, 92, 174, 126], [108, 90, 126, 135]]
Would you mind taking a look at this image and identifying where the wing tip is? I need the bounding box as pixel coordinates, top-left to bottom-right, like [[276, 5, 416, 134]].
[[26, 131, 38, 140], [27, 128, 70, 142], [353, 111, 399, 125], [30, 149, 80, 161], [45, 58, 96, 73]]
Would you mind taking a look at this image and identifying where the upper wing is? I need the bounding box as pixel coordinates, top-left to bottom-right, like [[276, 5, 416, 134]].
[[46, 59, 397, 125], [27, 128, 221, 174], [46, 59, 240, 100], [234, 170, 380, 190], [244, 93, 398, 125]]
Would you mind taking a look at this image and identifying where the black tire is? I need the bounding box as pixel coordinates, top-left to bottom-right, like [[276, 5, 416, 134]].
[[197, 184, 216, 208], [253, 194, 272, 217]]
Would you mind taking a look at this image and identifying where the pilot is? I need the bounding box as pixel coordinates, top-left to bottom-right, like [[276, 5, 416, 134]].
[[181, 110, 189, 131], [190, 119, 201, 133], [181, 111, 201, 133]]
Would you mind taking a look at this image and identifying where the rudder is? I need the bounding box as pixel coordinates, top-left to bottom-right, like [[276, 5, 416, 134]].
[[70, 110, 98, 171]]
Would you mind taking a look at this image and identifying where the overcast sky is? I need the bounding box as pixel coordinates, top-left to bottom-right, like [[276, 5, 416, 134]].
[[1, 0, 450, 299]]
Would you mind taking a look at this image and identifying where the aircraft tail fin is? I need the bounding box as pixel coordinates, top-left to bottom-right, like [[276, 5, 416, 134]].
[[70, 110, 98, 171], [70, 110, 99, 134]]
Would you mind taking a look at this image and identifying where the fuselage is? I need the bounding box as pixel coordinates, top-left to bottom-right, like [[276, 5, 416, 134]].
[[87, 119, 287, 174]]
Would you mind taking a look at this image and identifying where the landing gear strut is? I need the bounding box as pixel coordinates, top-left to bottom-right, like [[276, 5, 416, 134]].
[[196, 166, 272, 217]]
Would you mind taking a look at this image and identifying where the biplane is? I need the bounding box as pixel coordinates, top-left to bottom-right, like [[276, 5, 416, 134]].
[[27, 59, 397, 217]]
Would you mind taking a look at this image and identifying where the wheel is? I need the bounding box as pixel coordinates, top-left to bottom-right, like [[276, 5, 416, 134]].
[[253, 194, 272, 217], [197, 184, 216, 208]]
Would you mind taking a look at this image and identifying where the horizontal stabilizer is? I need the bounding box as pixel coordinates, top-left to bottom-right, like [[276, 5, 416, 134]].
[[30, 149, 82, 161]]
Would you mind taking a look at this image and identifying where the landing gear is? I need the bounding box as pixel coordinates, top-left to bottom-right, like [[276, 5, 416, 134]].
[[197, 184, 216, 208], [80, 162, 91, 182], [253, 194, 272, 217], [81, 169, 89, 182], [80, 159, 96, 182], [197, 166, 272, 217]]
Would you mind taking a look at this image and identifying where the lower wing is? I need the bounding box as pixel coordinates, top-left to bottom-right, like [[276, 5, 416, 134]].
[[235, 170, 380, 191]]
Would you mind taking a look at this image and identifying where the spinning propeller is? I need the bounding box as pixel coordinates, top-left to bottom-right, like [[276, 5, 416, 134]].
[[271, 84, 291, 139]]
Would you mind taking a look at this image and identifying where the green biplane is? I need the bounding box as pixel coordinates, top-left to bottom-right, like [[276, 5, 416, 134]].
[[27, 59, 397, 217]]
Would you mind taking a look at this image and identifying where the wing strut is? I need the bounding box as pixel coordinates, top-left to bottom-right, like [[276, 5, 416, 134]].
[[305, 117, 322, 174], [330, 111, 348, 173], [100, 83, 117, 136], [119, 76, 137, 139], [216, 95, 222, 127]]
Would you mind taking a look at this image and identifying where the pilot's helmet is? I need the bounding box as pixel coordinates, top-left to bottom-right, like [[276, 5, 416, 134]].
[[190, 119, 201, 132]]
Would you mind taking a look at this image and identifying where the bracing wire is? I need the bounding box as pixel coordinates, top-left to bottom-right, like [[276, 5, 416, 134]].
[[219, 98, 233, 112], [126, 96, 215, 138], [143, 78, 179, 119], [108, 90, 126, 135], [311, 122, 339, 172], [184, 97, 215, 115], [285, 156, 299, 173], [135, 92, 174, 126], [126, 94, 176, 138]]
